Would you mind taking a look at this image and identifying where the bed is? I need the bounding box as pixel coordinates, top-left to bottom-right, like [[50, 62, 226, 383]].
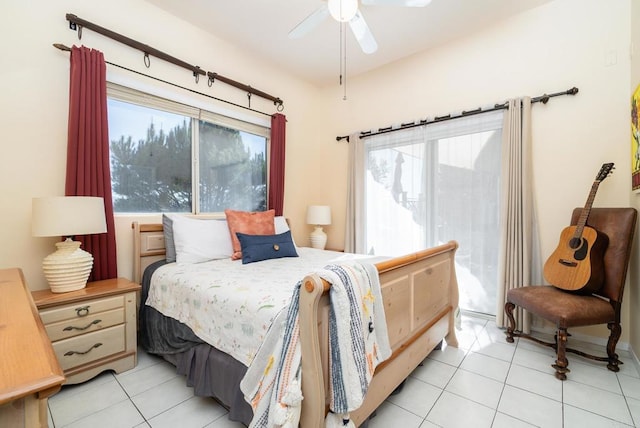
[[132, 218, 459, 427]]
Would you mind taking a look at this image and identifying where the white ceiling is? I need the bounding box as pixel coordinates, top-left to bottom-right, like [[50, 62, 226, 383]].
[[144, 0, 553, 86]]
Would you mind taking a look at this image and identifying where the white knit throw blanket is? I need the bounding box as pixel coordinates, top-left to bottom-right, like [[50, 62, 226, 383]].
[[240, 261, 391, 427]]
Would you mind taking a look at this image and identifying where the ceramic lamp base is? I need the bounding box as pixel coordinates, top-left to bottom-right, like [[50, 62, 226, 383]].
[[42, 238, 93, 293], [310, 226, 327, 250]]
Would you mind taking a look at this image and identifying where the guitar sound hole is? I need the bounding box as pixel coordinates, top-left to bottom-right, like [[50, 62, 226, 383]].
[[569, 237, 582, 249]]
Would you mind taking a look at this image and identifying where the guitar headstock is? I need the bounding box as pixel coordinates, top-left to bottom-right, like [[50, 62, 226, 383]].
[[596, 163, 615, 182]]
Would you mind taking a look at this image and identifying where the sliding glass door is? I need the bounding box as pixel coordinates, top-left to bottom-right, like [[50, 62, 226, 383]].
[[363, 111, 504, 316]]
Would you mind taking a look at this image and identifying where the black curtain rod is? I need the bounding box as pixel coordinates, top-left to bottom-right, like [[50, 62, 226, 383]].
[[64, 13, 284, 110], [53, 43, 273, 118], [336, 86, 579, 142]]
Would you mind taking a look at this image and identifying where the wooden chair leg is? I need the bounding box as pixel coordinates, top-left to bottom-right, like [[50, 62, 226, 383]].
[[505, 302, 516, 343], [606, 321, 622, 372], [551, 327, 570, 380]]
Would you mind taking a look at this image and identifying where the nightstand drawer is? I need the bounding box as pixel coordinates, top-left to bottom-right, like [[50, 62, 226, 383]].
[[44, 308, 125, 341], [39, 295, 124, 325], [52, 324, 125, 371]]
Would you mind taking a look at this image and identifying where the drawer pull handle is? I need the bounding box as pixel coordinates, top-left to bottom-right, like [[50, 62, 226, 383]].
[[63, 319, 101, 331], [64, 343, 102, 356], [75, 306, 90, 317]]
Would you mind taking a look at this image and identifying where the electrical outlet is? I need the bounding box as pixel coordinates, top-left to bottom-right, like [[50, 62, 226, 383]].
[[604, 49, 617, 67]]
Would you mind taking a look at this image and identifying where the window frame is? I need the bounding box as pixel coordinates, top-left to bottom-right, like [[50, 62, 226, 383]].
[[106, 83, 271, 214]]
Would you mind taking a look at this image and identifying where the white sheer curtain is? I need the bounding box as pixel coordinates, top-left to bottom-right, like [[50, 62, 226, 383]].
[[350, 112, 505, 315], [361, 126, 428, 256], [495, 97, 541, 331]]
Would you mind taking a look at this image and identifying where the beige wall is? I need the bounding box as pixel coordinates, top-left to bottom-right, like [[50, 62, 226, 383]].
[[319, 0, 635, 343], [0, 0, 323, 290], [630, 0, 640, 357], [1, 0, 636, 346]]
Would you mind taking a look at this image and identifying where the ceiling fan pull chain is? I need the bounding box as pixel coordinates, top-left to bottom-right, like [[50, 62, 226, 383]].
[[342, 22, 348, 100], [339, 21, 344, 87]]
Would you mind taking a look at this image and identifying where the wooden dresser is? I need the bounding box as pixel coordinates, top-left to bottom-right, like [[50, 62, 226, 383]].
[[0, 268, 65, 428], [31, 278, 140, 385]]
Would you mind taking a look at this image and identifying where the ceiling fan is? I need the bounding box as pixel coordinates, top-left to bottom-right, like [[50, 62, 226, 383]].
[[288, 0, 433, 54]]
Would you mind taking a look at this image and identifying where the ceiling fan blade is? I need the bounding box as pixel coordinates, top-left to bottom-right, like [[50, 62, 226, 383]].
[[361, 0, 432, 6], [349, 11, 378, 54], [288, 5, 330, 39]]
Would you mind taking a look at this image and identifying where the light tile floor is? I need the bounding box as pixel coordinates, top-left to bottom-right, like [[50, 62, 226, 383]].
[[47, 316, 640, 427]]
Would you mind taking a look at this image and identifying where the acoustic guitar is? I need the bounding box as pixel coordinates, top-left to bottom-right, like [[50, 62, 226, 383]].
[[543, 163, 614, 294]]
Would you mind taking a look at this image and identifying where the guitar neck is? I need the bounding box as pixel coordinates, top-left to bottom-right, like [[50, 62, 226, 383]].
[[573, 181, 600, 238]]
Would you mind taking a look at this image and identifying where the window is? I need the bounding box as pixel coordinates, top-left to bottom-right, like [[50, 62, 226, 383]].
[[363, 111, 504, 316], [107, 84, 269, 213]]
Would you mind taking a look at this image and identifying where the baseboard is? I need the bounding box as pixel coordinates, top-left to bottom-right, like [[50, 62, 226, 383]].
[[630, 346, 640, 375], [460, 309, 495, 322]]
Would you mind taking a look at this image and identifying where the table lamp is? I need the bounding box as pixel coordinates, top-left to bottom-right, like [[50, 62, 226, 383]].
[[306, 205, 331, 250], [32, 196, 107, 293]]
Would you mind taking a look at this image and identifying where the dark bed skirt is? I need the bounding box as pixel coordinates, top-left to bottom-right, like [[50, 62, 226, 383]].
[[161, 343, 253, 425]]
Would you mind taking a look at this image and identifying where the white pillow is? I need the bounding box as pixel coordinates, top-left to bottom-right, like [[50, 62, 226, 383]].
[[171, 216, 233, 263], [274, 216, 289, 233], [274, 216, 297, 247]]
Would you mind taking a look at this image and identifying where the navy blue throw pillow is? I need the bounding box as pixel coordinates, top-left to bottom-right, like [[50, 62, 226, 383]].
[[236, 231, 299, 264]]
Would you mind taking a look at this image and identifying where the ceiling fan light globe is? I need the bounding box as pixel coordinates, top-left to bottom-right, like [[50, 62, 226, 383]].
[[328, 0, 358, 22]]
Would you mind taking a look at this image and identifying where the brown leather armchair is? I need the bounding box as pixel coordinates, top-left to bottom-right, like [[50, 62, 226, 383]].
[[505, 207, 637, 380]]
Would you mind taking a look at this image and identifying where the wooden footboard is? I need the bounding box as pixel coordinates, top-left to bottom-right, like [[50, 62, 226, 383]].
[[298, 241, 459, 427]]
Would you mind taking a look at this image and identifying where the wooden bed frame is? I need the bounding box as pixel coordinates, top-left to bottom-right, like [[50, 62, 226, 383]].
[[132, 222, 459, 427]]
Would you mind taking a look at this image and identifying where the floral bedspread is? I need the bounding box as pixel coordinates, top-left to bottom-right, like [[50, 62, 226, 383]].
[[146, 248, 369, 366]]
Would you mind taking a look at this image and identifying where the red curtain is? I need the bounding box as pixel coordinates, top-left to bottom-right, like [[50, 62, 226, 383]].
[[268, 113, 287, 216], [65, 46, 118, 281]]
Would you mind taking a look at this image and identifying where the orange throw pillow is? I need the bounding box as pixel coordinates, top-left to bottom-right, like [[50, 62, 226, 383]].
[[225, 209, 276, 260]]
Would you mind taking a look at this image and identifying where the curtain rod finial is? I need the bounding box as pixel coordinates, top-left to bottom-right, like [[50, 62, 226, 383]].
[[53, 43, 71, 52]]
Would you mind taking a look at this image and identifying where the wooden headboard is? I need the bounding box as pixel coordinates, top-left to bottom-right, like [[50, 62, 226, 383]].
[[131, 222, 166, 284]]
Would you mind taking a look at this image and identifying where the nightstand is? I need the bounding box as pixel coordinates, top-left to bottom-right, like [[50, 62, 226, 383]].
[[31, 278, 141, 385]]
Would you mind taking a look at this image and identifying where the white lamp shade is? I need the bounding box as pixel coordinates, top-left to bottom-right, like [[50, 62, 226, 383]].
[[32, 196, 107, 293], [306, 205, 332, 226], [32, 196, 107, 237], [328, 0, 358, 22]]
